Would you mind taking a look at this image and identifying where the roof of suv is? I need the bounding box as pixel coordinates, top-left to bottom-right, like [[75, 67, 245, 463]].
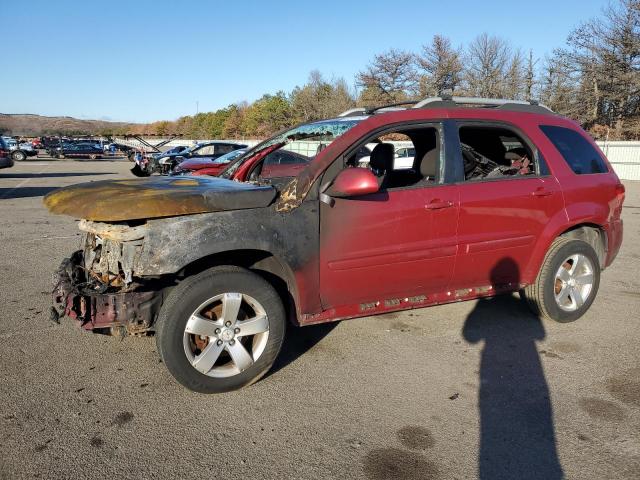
[[337, 96, 555, 118]]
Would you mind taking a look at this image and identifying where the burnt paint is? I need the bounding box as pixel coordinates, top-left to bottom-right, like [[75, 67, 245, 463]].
[[136, 199, 322, 317], [44, 176, 276, 221]]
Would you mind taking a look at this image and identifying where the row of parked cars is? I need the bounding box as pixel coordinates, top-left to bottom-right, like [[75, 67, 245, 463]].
[[131, 140, 313, 178]]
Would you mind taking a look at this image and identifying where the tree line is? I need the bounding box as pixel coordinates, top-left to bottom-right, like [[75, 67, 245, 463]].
[[131, 0, 638, 140]]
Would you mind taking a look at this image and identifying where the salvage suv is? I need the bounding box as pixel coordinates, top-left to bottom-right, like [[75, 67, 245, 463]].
[[45, 96, 625, 393]]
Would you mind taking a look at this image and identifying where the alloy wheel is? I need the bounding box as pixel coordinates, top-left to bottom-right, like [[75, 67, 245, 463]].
[[182, 292, 269, 378], [554, 253, 595, 312]]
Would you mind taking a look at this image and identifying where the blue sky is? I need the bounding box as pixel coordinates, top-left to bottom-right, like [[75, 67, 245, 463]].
[[2, 0, 607, 123]]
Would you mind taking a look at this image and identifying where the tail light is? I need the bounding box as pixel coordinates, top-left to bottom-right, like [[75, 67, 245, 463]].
[[616, 183, 626, 203], [614, 183, 625, 217], [0, 148, 6, 158]]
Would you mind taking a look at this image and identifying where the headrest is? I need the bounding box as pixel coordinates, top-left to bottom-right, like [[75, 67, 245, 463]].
[[420, 148, 439, 178], [369, 143, 395, 175]]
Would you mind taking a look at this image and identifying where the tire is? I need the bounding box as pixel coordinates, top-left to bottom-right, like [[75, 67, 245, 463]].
[[89, 154, 98, 160], [522, 238, 600, 323], [12, 150, 26, 161], [156, 265, 286, 393]]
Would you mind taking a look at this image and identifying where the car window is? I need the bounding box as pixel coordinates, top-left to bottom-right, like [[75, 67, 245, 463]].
[[215, 144, 236, 155], [457, 126, 537, 181], [344, 126, 441, 190], [539, 125, 608, 174], [194, 145, 215, 156]]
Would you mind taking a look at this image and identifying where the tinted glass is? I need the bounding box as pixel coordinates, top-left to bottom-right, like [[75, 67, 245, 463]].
[[540, 125, 608, 174]]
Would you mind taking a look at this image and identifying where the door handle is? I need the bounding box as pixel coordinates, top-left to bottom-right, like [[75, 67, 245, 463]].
[[425, 200, 454, 210], [531, 188, 553, 197]]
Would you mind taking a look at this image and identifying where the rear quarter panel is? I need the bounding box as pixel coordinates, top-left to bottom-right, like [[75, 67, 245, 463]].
[[519, 116, 622, 277]]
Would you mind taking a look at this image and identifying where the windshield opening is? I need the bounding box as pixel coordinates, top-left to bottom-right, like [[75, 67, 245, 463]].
[[220, 117, 363, 180]]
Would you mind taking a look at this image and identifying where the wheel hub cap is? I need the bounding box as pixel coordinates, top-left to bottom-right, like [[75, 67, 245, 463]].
[[554, 253, 594, 312], [219, 328, 234, 342], [182, 292, 270, 378]]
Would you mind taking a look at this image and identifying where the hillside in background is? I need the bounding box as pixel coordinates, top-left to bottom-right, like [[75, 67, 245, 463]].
[[0, 113, 138, 136]]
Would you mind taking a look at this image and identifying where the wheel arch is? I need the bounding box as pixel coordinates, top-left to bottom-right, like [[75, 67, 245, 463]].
[[524, 220, 607, 284], [178, 249, 300, 325]]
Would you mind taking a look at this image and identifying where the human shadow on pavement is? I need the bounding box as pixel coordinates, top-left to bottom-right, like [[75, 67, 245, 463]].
[[462, 258, 563, 480]]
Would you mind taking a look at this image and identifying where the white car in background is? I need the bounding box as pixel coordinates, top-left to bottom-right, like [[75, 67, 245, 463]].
[[356, 143, 415, 170]]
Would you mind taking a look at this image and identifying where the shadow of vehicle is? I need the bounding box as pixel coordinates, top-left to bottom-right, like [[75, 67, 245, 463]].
[[0, 172, 115, 179], [0, 187, 61, 199], [462, 258, 563, 479], [268, 321, 339, 376]]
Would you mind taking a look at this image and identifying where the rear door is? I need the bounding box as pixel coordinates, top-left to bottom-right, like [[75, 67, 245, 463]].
[[450, 122, 566, 289]]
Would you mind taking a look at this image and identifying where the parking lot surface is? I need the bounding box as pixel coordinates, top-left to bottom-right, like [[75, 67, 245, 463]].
[[1, 159, 639, 479]]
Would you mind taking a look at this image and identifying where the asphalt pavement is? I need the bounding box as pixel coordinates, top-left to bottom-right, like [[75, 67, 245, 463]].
[[1, 158, 639, 479]]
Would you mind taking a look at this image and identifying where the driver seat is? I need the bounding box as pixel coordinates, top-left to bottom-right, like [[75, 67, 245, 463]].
[[369, 143, 395, 188]]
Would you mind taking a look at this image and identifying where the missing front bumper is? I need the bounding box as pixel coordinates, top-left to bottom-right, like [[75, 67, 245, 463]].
[[52, 251, 163, 334]]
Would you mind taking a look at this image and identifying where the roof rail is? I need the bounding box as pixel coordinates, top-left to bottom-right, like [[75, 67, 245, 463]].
[[337, 108, 367, 117], [413, 95, 554, 113], [337, 96, 553, 117]]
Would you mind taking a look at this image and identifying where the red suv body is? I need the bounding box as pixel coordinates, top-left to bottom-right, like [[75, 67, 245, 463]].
[[46, 98, 624, 393]]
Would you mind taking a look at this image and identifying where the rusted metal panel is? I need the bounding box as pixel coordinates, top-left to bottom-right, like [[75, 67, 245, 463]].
[[52, 252, 163, 334]]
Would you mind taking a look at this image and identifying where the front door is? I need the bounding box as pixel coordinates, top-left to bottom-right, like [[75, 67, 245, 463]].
[[319, 123, 459, 309]]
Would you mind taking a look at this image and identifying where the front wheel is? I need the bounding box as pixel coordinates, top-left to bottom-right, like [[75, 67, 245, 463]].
[[522, 238, 600, 322], [156, 266, 286, 393], [12, 150, 26, 161]]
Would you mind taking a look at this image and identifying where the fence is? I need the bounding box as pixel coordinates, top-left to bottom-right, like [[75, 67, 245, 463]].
[[596, 141, 640, 181]]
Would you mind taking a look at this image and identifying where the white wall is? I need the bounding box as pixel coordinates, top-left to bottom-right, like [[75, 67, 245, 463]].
[[597, 141, 640, 181]]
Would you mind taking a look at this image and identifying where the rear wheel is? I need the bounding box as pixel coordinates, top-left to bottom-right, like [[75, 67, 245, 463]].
[[522, 238, 600, 322], [156, 266, 286, 393]]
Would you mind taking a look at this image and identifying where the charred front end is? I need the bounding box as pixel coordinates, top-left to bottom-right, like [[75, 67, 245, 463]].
[[52, 220, 164, 334], [46, 175, 283, 335]]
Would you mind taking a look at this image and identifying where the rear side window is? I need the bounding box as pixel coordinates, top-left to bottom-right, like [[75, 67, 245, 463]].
[[540, 125, 608, 174]]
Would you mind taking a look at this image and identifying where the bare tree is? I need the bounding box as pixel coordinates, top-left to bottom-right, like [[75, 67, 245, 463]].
[[463, 33, 512, 97], [415, 35, 463, 96], [564, 0, 640, 137], [356, 49, 418, 104], [539, 50, 580, 117], [525, 50, 538, 99], [504, 49, 525, 100]]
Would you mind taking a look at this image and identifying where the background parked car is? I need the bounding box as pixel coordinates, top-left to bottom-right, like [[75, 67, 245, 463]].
[[50, 142, 103, 159], [133, 141, 248, 176], [157, 141, 248, 169], [0, 137, 15, 169], [152, 145, 189, 159], [2, 137, 38, 161], [171, 148, 248, 176]]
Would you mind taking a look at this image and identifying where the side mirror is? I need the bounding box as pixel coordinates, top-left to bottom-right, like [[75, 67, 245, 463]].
[[327, 168, 379, 198]]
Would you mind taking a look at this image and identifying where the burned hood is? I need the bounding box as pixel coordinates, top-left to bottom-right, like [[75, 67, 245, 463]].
[[43, 176, 277, 221]]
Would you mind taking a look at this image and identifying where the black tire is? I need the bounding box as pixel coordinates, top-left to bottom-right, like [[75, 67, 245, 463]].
[[12, 150, 26, 161], [522, 238, 601, 323], [156, 265, 286, 393]]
